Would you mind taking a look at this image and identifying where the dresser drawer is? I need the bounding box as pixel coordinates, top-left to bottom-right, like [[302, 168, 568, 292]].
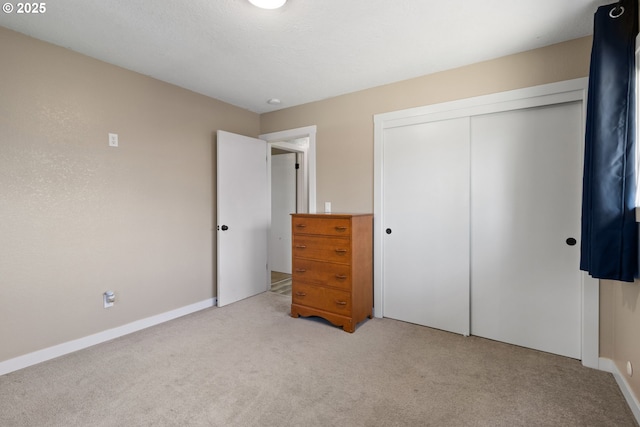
[[292, 282, 352, 315], [293, 235, 351, 264], [292, 217, 351, 237], [292, 258, 351, 291]]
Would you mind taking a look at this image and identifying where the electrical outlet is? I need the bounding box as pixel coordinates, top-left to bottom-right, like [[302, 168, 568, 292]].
[[108, 133, 118, 147]]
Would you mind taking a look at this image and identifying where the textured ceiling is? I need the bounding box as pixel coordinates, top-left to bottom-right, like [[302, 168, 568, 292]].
[[0, 0, 612, 113]]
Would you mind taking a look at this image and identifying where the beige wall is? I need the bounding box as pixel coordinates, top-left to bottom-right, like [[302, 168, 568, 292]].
[[0, 27, 259, 362], [261, 36, 640, 402], [261, 37, 593, 213], [601, 281, 640, 400]]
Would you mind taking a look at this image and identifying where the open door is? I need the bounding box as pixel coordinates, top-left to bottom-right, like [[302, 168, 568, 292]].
[[216, 131, 268, 307], [269, 150, 297, 275]]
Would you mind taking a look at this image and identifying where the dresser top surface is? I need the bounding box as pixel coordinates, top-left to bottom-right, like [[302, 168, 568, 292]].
[[291, 213, 372, 218]]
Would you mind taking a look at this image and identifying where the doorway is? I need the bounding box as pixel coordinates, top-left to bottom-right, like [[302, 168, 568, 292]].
[[262, 126, 317, 296], [216, 126, 316, 307], [269, 148, 297, 296]]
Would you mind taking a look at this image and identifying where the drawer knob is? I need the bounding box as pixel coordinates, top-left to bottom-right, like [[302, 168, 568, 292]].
[[335, 226, 348, 231], [335, 248, 347, 254], [296, 224, 307, 228], [295, 268, 307, 273], [335, 274, 347, 279], [295, 245, 307, 249], [335, 300, 347, 306], [295, 292, 307, 297]]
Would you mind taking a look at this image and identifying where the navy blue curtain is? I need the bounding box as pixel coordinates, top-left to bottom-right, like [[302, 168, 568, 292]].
[[581, 0, 638, 282]]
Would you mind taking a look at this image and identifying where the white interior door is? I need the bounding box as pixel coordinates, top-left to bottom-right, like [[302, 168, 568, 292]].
[[217, 131, 268, 307], [470, 102, 582, 358], [270, 152, 296, 273], [382, 117, 470, 335]]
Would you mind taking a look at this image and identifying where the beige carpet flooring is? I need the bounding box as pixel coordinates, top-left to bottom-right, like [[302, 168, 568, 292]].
[[0, 292, 637, 427]]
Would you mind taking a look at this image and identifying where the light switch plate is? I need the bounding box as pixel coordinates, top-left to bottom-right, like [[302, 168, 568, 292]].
[[109, 133, 118, 147]]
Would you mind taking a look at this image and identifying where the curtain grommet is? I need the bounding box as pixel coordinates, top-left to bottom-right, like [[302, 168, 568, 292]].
[[609, 5, 624, 18]]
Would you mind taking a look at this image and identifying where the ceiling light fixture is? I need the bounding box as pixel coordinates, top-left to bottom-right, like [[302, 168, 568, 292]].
[[267, 98, 281, 105], [248, 0, 287, 10]]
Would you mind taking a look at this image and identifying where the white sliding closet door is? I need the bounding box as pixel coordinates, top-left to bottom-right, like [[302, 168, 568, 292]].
[[470, 102, 582, 358], [383, 118, 470, 335]]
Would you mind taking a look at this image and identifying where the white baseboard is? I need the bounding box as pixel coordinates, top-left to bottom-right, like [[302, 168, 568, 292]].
[[599, 357, 614, 373], [600, 357, 640, 425], [0, 297, 216, 376]]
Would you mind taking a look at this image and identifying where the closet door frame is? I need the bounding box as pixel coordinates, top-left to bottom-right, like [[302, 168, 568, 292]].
[[373, 78, 600, 369]]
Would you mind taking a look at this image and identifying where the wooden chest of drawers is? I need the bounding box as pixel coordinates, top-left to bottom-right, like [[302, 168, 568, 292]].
[[290, 213, 373, 332]]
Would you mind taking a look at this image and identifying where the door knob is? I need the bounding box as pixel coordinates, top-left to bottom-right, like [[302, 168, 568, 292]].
[[221, 225, 229, 231], [386, 228, 392, 234], [566, 237, 576, 246]]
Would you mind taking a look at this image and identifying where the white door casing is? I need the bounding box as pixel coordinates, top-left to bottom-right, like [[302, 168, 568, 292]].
[[216, 130, 269, 307], [374, 78, 599, 368], [261, 125, 317, 215]]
